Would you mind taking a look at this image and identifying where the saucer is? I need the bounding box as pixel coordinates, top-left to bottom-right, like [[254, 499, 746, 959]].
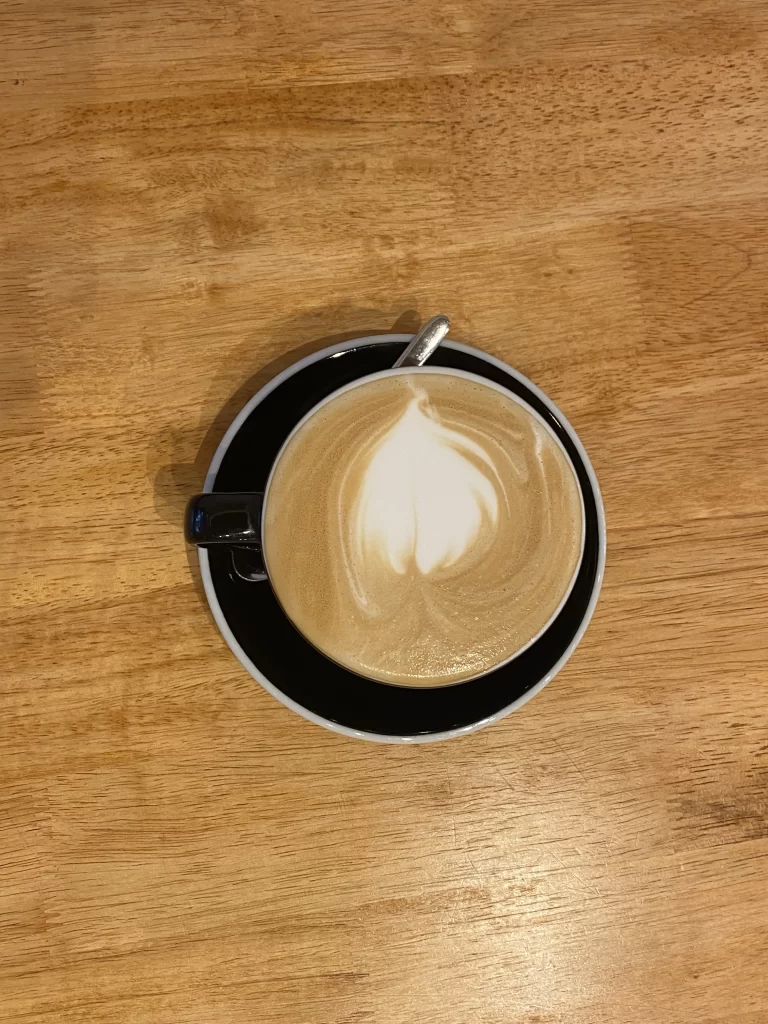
[[198, 335, 606, 743]]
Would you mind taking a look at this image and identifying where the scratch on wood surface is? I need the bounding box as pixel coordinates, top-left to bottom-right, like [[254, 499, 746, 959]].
[[550, 853, 610, 909], [552, 738, 590, 786]]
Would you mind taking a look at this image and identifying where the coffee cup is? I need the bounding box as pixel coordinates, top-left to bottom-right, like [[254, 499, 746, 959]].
[[187, 334, 604, 740], [189, 363, 587, 685]]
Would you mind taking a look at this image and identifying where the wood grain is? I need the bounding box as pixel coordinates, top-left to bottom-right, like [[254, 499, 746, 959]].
[[2, 1, 768, 1021]]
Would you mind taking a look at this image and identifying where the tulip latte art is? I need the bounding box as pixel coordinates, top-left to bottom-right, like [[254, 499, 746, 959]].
[[264, 372, 583, 686]]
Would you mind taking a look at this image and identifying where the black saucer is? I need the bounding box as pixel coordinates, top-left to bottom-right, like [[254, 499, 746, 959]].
[[201, 339, 603, 741]]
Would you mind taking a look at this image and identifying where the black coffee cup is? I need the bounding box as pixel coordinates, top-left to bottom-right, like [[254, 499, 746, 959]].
[[186, 335, 605, 742]]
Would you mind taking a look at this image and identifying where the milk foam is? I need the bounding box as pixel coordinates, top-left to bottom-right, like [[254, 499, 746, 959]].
[[351, 389, 500, 579]]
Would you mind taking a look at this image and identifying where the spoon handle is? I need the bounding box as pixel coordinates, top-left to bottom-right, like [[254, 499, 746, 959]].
[[393, 314, 451, 368]]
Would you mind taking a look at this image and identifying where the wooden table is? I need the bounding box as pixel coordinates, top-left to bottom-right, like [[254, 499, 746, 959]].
[[2, 2, 767, 1021]]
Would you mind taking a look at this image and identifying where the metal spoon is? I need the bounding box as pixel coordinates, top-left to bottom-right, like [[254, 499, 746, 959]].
[[393, 314, 450, 367]]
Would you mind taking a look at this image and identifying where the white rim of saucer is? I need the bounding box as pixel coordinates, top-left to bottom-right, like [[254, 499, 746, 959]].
[[198, 335, 607, 744]]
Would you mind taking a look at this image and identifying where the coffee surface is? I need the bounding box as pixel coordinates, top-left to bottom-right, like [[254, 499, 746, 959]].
[[264, 372, 583, 686]]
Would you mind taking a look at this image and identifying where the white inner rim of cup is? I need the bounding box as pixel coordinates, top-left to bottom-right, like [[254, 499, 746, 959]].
[[259, 364, 587, 685], [198, 335, 606, 743]]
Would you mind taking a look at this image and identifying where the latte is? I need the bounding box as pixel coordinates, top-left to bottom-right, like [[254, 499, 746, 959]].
[[263, 370, 583, 686]]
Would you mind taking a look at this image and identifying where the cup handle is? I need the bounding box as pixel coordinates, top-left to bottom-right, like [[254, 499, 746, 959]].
[[185, 492, 265, 548]]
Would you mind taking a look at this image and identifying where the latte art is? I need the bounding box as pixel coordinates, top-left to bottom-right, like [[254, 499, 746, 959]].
[[348, 390, 500, 583], [264, 371, 584, 686]]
